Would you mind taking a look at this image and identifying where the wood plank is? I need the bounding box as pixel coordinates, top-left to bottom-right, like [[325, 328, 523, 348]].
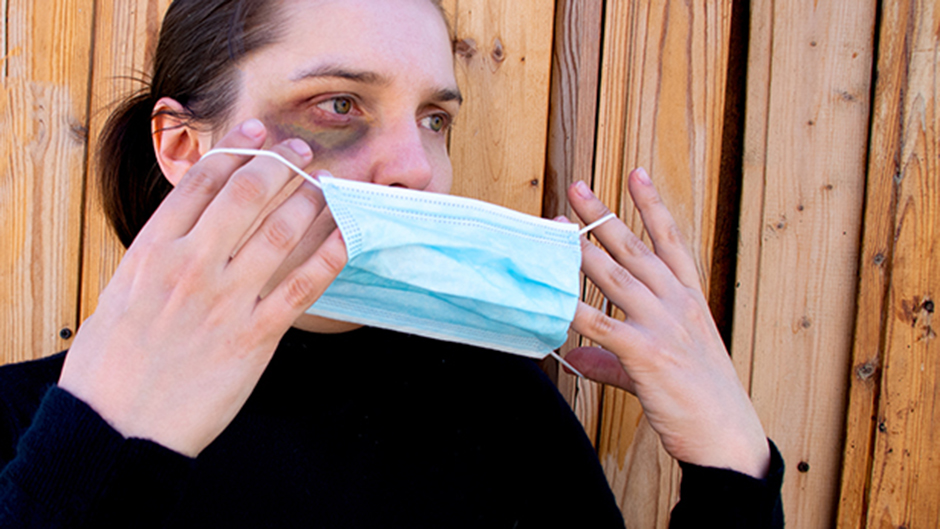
[[834, 0, 915, 526], [541, 0, 604, 432], [850, 1, 940, 526], [0, 0, 94, 365], [734, 1, 876, 525], [447, 0, 556, 215], [591, 0, 732, 525], [80, 0, 170, 322]]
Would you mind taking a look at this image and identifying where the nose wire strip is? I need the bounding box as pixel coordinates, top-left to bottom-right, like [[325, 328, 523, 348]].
[[202, 148, 323, 189]]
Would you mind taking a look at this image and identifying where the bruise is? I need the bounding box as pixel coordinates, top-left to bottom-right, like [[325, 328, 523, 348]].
[[266, 112, 370, 159]]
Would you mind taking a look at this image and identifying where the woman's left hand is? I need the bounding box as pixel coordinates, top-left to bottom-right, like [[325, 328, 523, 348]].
[[566, 168, 770, 478]]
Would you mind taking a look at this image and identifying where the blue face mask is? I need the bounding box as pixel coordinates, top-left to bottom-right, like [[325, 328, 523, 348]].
[[203, 149, 614, 373]]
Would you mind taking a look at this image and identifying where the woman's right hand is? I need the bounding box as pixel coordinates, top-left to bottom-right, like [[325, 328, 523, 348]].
[[59, 119, 347, 457]]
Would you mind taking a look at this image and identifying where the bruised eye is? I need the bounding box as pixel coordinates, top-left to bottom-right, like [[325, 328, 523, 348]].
[[420, 114, 449, 133], [316, 97, 353, 115]]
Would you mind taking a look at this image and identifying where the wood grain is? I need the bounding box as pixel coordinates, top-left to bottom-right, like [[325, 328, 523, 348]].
[[79, 0, 169, 322], [446, 0, 556, 215], [733, 0, 877, 525], [541, 0, 604, 433], [834, 0, 913, 525], [836, 1, 940, 527], [591, 1, 732, 525], [0, 0, 94, 365]]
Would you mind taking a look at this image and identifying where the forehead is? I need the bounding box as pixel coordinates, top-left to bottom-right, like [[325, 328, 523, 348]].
[[269, 0, 455, 86]]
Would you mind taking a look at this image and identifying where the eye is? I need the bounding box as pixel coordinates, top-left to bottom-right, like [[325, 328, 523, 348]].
[[420, 113, 450, 133], [316, 96, 354, 116]]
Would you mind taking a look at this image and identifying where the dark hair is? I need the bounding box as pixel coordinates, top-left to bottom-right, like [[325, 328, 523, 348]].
[[97, 0, 284, 248]]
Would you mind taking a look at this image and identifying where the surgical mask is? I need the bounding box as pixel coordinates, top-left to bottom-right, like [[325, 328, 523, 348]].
[[203, 149, 614, 374]]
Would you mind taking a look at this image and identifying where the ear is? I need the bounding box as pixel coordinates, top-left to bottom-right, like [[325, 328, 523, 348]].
[[152, 97, 213, 186]]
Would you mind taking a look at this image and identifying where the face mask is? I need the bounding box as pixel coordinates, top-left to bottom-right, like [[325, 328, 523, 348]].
[[203, 149, 614, 374]]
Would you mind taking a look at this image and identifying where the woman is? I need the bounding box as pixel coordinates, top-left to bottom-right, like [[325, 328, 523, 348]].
[[0, 0, 783, 526]]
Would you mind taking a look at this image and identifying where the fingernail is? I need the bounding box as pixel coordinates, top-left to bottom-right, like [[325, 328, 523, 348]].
[[635, 167, 651, 185], [288, 139, 311, 157], [241, 119, 265, 138], [574, 180, 593, 199]]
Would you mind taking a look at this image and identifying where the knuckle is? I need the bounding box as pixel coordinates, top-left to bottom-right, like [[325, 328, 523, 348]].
[[317, 243, 348, 277], [606, 264, 636, 292], [282, 270, 319, 310], [657, 222, 686, 248], [619, 233, 654, 259], [587, 308, 618, 337], [679, 292, 710, 328], [177, 167, 222, 198], [228, 171, 268, 205], [261, 217, 296, 250]]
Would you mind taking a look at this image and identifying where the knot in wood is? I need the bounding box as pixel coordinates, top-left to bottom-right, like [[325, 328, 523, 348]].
[[454, 38, 477, 60], [491, 37, 506, 64], [855, 362, 876, 381]]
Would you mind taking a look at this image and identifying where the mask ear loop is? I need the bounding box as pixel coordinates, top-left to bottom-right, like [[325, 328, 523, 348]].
[[546, 213, 617, 379], [548, 350, 585, 378], [578, 213, 617, 236], [201, 148, 323, 189]]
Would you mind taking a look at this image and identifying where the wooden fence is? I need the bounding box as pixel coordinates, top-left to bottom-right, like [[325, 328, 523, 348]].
[[1, 1, 937, 527]]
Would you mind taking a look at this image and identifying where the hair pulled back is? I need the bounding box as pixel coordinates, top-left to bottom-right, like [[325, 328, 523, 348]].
[[97, 0, 283, 248]]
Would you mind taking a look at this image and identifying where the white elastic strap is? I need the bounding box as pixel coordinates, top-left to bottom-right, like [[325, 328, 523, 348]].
[[201, 148, 322, 189], [578, 213, 617, 236], [548, 350, 584, 378]]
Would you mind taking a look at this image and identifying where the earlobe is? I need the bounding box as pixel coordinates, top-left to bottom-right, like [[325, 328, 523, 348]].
[[152, 97, 211, 186]]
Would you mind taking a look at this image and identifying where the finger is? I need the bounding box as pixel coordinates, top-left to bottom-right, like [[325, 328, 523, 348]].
[[564, 346, 636, 393], [567, 181, 676, 298], [227, 179, 327, 293], [192, 138, 313, 257], [571, 300, 645, 368], [579, 232, 660, 319], [140, 119, 268, 245], [627, 168, 701, 290], [254, 229, 347, 332]]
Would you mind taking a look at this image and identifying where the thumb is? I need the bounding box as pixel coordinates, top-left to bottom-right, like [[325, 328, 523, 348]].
[[565, 347, 636, 393]]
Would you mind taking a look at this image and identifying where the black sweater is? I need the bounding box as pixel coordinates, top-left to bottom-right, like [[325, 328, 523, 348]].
[[0, 326, 784, 527]]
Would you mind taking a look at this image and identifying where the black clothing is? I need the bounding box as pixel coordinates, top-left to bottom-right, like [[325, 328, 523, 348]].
[[1, 327, 783, 527]]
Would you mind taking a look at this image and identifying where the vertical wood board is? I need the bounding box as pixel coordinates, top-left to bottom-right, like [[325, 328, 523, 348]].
[[835, 1, 916, 526], [734, 0, 876, 525], [851, 1, 940, 526], [0, 0, 94, 365], [542, 0, 605, 437], [447, 0, 556, 215], [80, 0, 169, 322], [590, 0, 732, 525]]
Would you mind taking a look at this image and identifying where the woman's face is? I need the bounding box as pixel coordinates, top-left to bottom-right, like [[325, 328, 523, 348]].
[[218, 0, 460, 332], [221, 0, 459, 193]]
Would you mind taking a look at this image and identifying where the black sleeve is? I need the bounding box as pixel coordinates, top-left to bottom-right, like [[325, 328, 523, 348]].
[[0, 387, 194, 528], [669, 439, 785, 528]]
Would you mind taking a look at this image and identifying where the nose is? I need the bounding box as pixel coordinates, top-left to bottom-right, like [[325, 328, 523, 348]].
[[368, 121, 435, 190]]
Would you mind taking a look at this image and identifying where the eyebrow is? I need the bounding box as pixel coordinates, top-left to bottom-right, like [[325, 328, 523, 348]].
[[290, 64, 388, 85], [290, 63, 463, 106]]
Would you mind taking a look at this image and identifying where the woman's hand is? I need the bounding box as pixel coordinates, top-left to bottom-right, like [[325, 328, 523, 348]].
[[59, 119, 347, 457], [567, 168, 770, 478]]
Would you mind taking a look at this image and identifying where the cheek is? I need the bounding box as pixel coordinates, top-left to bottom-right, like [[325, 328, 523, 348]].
[[426, 139, 453, 194]]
